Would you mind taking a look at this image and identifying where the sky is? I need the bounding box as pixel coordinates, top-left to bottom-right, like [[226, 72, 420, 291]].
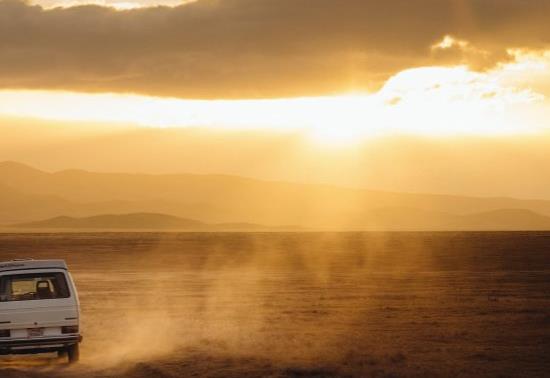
[[1, 0, 550, 198]]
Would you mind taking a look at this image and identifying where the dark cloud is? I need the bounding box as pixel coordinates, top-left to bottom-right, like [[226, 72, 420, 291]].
[[0, 0, 549, 98]]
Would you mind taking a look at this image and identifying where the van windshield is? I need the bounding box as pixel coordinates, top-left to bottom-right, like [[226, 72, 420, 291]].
[[0, 272, 70, 302]]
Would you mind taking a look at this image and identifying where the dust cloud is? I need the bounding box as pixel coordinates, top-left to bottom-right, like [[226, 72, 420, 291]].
[[0, 232, 549, 377]]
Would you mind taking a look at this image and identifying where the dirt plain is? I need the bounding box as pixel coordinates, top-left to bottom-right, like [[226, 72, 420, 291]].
[[0, 231, 548, 377]]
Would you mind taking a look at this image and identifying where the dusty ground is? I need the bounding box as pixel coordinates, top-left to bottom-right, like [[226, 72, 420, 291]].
[[0, 232, 549, 377]]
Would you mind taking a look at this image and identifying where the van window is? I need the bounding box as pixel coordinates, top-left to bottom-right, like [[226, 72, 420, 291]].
[[0, 273, 70, 302]]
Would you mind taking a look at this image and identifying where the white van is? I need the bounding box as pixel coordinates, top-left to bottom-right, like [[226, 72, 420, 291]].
[[0, 259, 82, 363]]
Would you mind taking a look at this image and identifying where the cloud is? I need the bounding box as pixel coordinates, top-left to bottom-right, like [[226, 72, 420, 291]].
[[30, 0, 196, 10], [0, 0, 549, 98], [494, 50, 550, 97]]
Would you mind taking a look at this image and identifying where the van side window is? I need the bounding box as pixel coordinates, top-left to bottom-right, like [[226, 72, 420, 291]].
[[0, 273, 70, 302]]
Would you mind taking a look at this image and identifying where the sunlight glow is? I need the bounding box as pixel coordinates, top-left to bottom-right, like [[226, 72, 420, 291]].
[[30, 0, 197, 10], [0, 63, 548, 147], [431, 35, 469, 50]]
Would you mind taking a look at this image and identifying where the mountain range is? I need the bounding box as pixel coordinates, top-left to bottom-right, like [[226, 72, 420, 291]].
[[8, 209, 550, 231], [10, 213, 286, 231], [2, 161, 550, 230]]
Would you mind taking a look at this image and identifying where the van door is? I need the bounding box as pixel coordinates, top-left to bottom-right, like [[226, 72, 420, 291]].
[[0, 270, 78, 337]]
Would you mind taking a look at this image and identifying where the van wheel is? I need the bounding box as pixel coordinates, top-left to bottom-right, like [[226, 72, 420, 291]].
[[57, 349, 68, 359], [67, 343, 80, 364]]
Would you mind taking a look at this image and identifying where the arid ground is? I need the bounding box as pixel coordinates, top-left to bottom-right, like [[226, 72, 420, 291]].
[[0, 232, 548, 377]]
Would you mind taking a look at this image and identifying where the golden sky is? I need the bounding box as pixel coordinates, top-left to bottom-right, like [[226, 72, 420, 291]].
[[1, 0, 550, 198], [1, 58, 548, 144], [30, 0, 193, 9], [2, 0, 550, 98]]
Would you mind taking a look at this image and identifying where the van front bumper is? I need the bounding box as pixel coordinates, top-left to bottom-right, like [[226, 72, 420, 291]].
[[0, 335, 82, 354]]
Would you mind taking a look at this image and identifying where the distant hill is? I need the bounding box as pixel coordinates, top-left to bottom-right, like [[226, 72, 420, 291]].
[[10, 213, 284, 231], [13, 213, 205, 230], [0, 183, 79, 224], [3, 161, 550, 230], [336, 207, 550, 231], [9, 209, 550, 231], [456, 209, 550, 230]]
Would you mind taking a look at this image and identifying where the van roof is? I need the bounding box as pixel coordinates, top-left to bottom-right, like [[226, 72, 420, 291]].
[[0, 259, 68, 273]]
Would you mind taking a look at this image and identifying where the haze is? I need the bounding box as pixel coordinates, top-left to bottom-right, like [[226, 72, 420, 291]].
[[1, 0, 550, 209], [1, 3, 550, 377]]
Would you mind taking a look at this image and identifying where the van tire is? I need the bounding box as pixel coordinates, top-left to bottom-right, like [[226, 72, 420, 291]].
[[67, 343, 80, 364], [58, 349, 68, 359]]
